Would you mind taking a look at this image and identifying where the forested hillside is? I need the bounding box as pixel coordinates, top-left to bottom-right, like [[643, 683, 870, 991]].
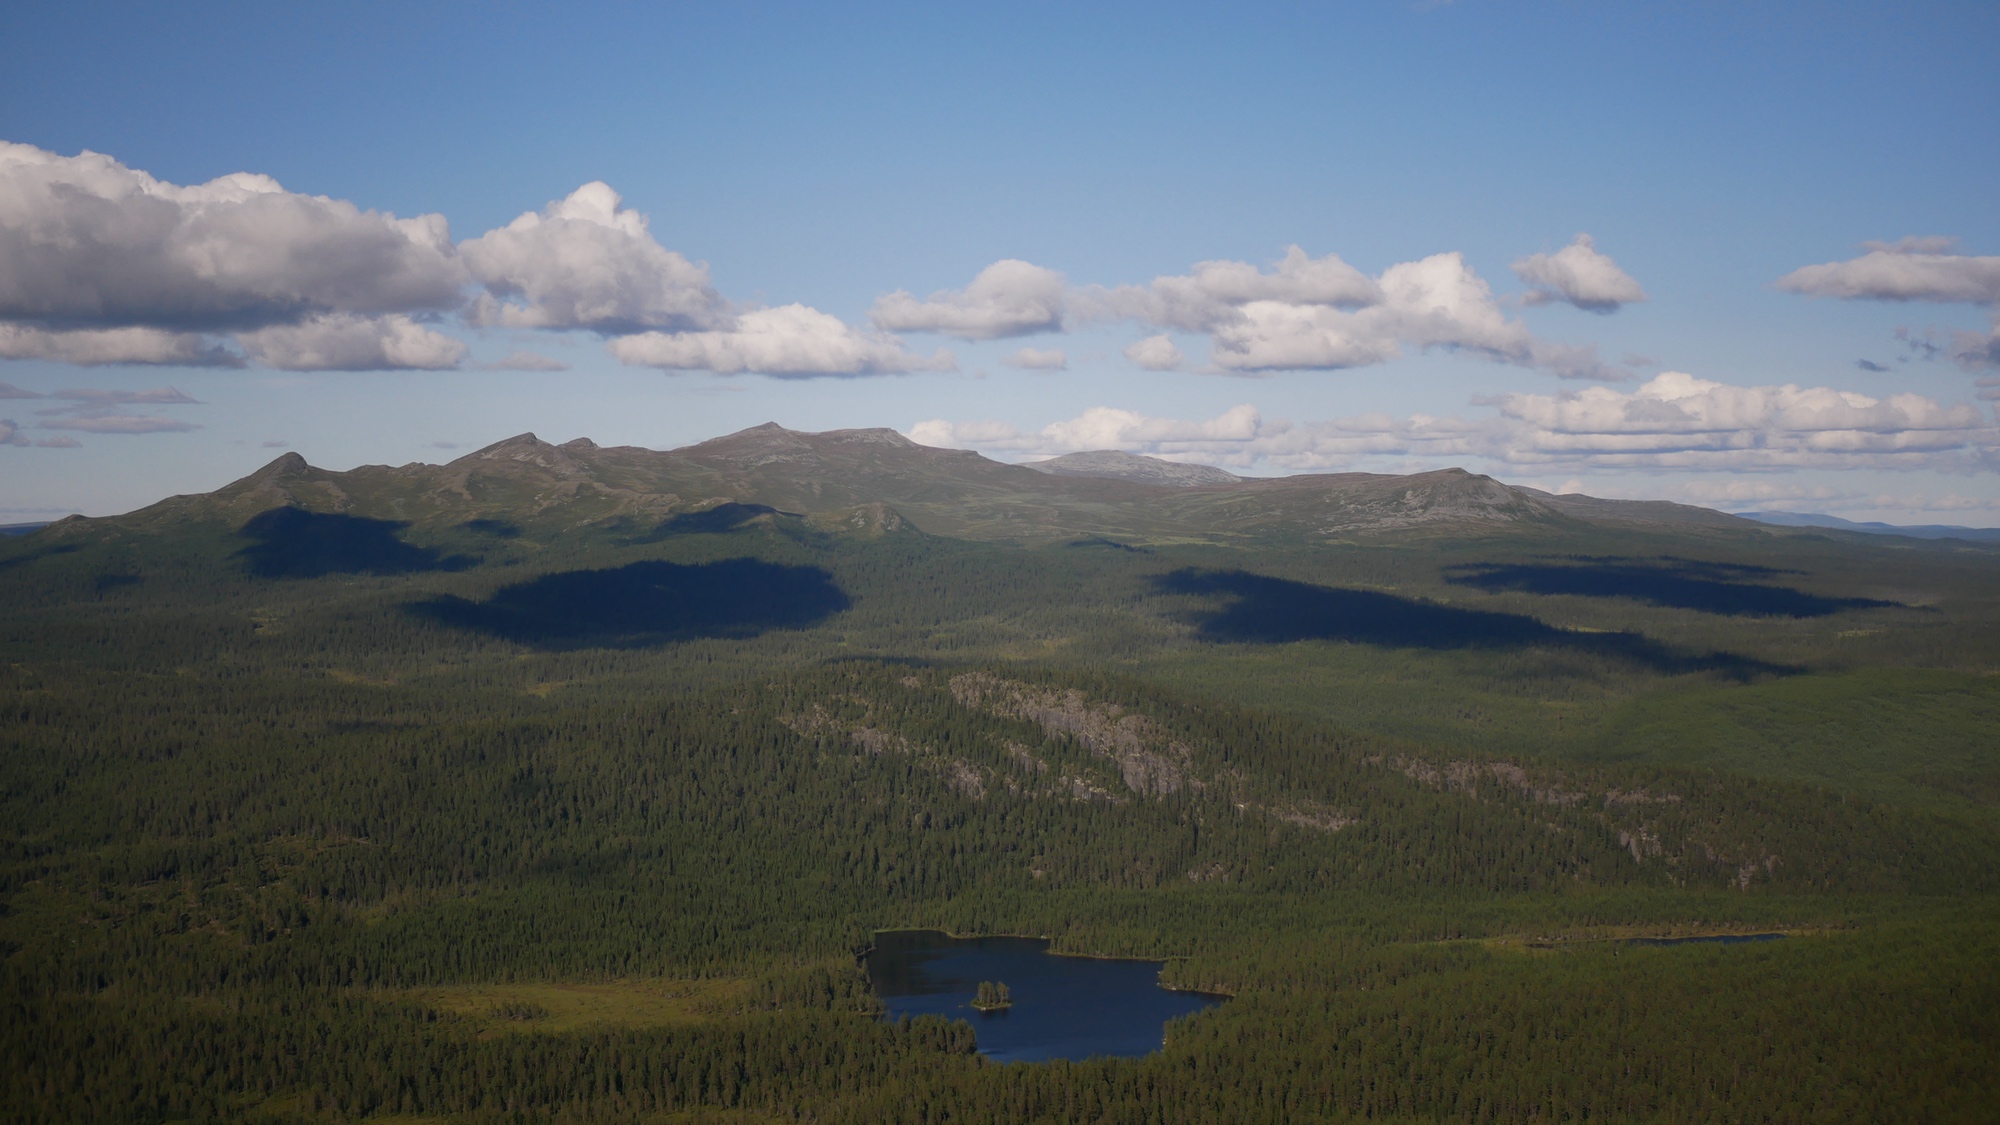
[[3, 431, 1996, 1122]]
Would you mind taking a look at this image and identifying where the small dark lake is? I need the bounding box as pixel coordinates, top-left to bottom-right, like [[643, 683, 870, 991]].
[[868, 931, 1225, 1063]]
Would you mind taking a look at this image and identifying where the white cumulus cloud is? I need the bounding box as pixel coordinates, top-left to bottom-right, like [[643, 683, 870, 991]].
[[1124, 334, 1185, 371], [1209, 253, 1618, 378], [1776, 239, 2000, 304], [869, 260, 1068, 339], [1080, 247, 1376, 334], [1070, 247, 1618, 379], [236, 313, 467, 371], [0, 142, 464, 335], [1512, 234, 1647, 312], [609, 304, 953, 377], [460, 182, 726, 333], [466, 180, 946, 379], [1077, 246, 1378, 333]]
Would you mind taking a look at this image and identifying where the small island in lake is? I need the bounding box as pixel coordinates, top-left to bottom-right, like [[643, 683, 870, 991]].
[[972, 980, 1013, 1012]]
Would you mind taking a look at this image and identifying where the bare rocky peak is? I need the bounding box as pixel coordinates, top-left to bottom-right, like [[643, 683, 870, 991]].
[[209, 450, 315, 501], [456, 432, 596, 477], [685, 422, 920, 454], [820, 426, 922, 448], [677, 423, 949, 477], [1366, 468, 1556, 522], [1225, 466, 1568, 531], [1027, 450, 1244, 488], [253, 451, 311, 478]]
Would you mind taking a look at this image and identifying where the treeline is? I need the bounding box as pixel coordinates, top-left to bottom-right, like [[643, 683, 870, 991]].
[[4, 910, 1992, 1123]]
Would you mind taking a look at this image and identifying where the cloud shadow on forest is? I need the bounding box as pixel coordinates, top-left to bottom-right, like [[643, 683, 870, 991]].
[[1155, 568, 1785, 677], [237, 507, 476, 579], [461, 518, 521, 538], [1443, 557, 1900, 617], [0, 541, 79, 572], [630, 503, 803, 542], [411, 557, 849, 649]]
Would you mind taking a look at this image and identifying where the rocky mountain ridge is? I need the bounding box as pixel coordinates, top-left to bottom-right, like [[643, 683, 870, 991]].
[[50, 422, 1760, 546]]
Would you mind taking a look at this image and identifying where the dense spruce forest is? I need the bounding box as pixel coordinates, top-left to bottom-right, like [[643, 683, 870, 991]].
[[3, 429, 1997, 1122]]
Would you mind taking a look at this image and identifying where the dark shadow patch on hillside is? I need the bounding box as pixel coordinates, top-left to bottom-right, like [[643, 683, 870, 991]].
[[1066, 537, 1150, 553], [1444, 557, 1899, 617], [237, 507, 476, 579], [0, 542, 79, 571], [1156, 569, 1785, 678], [410, 558, 849, 649], [462, 518, 521, 538], [632, 503, 801, 541]]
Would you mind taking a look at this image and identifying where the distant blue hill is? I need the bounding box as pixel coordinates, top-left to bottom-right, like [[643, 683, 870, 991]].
[[1741, 511, 2000, 543], [0, 522, 53, 537]]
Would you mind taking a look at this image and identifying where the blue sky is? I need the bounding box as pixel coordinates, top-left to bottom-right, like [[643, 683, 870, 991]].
[[3, 0, 1997, 523]]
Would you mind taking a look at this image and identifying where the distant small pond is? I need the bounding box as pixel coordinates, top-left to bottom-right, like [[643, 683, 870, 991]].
[[867, 931, 1225, 1063]]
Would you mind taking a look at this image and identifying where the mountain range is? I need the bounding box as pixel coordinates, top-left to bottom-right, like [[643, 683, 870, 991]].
[[47, 422, 1763, 547], [1739, 510, 2000, 542]]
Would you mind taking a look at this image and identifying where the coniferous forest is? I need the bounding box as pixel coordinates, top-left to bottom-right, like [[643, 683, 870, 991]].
[[3, 436, 1997, 1123]]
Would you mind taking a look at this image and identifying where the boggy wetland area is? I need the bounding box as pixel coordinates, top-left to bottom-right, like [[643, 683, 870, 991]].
[[3, 427, 1998, 1123]]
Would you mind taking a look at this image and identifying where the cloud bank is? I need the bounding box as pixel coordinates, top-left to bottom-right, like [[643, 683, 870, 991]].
[[912, 372, 1996, 475], [12, 384, 209, 439], [0, 144, 941, 378], [897, 245, 1630, 379], [1, 144, 1649, 383], [1780, 238, 2000, 373], [0, 323, 235, 366]]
